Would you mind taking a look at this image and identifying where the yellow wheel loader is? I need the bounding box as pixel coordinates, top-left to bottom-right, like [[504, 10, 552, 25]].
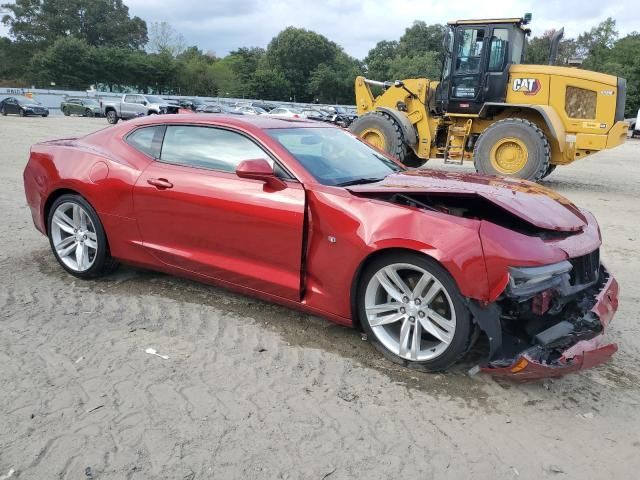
[[351, 15, 629, 181]]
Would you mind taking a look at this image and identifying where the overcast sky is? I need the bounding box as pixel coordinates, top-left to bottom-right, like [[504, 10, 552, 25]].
[[1, 0, 636, 58]]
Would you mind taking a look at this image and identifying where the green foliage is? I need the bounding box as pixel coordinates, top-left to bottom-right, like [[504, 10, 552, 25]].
[[1, 0, 148, 49], [524, 31, 576, 65], [30, 36, 95, 89], [265, 27, 360, 102], [363, 22, 444, 81]]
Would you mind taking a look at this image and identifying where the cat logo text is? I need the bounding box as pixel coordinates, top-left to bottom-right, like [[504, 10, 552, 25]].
[[512, 78, 541, 95]]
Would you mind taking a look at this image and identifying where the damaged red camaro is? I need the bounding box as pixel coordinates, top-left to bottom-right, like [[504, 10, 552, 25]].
[[23, 115, 619, 379]]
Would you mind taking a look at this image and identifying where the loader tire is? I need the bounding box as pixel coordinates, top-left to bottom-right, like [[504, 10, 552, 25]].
[[350, 111, 426, 168], [473, 118, 550, 182]]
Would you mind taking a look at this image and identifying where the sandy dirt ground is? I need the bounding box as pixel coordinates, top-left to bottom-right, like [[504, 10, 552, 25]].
[[1, 116, 639, 480]]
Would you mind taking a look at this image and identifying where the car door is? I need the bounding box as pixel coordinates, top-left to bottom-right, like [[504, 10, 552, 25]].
[[5, 97, 18, 114], [70, 99, 81, 114], [121, 95, 142, 118], [132, 124, 306, 301]]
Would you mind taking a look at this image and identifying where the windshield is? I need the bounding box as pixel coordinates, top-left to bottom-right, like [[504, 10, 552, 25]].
[[268, 127, 403, 186], [144, 95, 164, 104]]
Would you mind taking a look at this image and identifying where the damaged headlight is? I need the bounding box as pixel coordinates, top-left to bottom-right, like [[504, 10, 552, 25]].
[[507, 261, 572, 298]]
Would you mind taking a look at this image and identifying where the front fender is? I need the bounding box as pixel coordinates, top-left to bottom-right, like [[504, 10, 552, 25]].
[[302, 188, 491, 322]]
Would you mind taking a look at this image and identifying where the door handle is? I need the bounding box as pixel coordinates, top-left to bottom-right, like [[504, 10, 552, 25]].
[[147, 178, 173, 189]]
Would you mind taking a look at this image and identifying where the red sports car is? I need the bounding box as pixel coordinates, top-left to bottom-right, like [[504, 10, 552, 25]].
[[23, 115, 619, 379]]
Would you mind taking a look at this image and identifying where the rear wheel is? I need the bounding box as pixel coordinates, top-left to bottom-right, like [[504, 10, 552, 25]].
[[62, 107, 70, 116], [473, 118, 550, 181], [0, 106, 6, 116], [47, 194, 118, 279], [357, 252, 473, 372], [350, 111, 426, 168], [106, 110, 119, 124]]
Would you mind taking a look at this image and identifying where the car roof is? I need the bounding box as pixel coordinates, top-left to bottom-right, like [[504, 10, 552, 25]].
[[120, 113, 332, 130]]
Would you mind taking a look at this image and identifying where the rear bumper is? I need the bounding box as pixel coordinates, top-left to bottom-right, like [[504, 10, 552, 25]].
[[482, 270, 619, 380]]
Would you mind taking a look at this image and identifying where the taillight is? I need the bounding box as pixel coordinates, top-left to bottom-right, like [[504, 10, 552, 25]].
[[293, 114, 299, 118]]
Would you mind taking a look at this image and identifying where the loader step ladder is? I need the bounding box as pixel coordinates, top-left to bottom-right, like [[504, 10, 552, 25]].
[[443, 119, 473, 165]]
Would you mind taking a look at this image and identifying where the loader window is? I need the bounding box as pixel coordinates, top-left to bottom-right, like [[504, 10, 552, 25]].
[[456, 28, 485, 74], [488, 29, 509, 71]]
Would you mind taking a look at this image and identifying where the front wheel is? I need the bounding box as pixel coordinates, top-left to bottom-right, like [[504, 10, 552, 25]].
[[84, 108, 94, 117], [357, 252, 473, 372], [350, 111, 427, 168], [48, 194, 118, 279], [18, 108, 25, 117]]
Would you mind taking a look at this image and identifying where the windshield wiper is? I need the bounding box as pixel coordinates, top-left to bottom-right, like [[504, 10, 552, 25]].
[[336, 177, 385, 187]]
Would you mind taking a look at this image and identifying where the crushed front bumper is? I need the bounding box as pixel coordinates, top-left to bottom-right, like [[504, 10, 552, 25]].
[[481, 269, 619, 381]]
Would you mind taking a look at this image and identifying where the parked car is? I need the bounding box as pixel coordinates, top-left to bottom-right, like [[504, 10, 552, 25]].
[[320, 105, 357, 127], [101, 94, 179, 124], [61, 98, 102, 117], [267, 106, 306, 118], [177, 98, 207, 111], [0, 96, 49, 117], [630, 109, 640, 138], [235, 105, 267, 115], [195, 104, 243, 114], [251, 101, 277, 112], [23, 114, 619, 380], [300, 108, 330, 122]]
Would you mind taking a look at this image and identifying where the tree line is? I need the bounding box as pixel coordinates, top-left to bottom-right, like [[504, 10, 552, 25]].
[[0, 0, 638, 114]]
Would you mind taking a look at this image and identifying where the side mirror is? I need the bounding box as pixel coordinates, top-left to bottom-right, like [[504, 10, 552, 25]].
[[235, 158, 286, 189]]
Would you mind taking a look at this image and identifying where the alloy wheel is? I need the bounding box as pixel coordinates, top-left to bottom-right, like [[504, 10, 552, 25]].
[[50, 202, 98, 272], [364, 263, 457, 361]]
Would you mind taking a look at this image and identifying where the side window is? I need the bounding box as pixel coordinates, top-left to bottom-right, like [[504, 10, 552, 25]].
[[126, 125, 165, 157], [160, 126, 271, 172], [456, 28, 485, 74], [124, 95, 136, 103], [488, 29, 509, 71]]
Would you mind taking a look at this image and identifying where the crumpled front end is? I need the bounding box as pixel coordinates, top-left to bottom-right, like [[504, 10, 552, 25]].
[[474, 207, 619, 380], [480, 267, 618, 380]]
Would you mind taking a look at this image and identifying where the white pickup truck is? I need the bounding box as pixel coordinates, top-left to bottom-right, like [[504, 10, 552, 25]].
[[101, 94, 179, 124]]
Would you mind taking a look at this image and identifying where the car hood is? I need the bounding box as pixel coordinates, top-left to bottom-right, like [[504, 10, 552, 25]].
[[346, 169, 587, 232]]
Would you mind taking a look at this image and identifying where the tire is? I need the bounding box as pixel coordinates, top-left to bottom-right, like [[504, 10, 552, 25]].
[[0, 106, 6, 116], [541, 164, 556, 179], [42, 112, 48, 117], [350, 111, 426, 168], [48, 194, 118, 279], [18, 108, 25, 117], [473, 118, 550, 181], [357, 251, 473, 372], [106, 110, 119, 124], [62, 107, 70, 116], [84, 108, 94, 117]]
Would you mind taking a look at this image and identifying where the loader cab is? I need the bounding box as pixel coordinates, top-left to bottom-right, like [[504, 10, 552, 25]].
[[437, 17, 529, 114]]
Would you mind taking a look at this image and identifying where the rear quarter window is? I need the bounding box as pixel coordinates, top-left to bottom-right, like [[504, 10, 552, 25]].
[[125, 125, 165, 157]]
